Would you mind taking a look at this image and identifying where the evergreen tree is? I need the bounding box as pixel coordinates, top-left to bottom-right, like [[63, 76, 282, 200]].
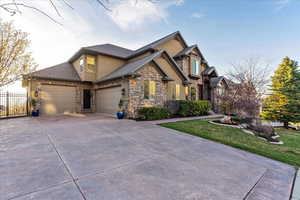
[[261, 57, 300, 128]]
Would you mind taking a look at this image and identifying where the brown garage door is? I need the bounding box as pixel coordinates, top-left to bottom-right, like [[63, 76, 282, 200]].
[[41, 85, 76, 115], [96, 86, 121, 114]]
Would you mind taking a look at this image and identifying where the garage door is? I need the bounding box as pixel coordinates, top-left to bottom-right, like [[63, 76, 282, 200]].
[[96, 86, 121, 114], [41, 85, 76, 115]]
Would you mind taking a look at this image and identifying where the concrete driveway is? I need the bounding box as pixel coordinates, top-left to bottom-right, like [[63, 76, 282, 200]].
[[0, 114, 296, 200]]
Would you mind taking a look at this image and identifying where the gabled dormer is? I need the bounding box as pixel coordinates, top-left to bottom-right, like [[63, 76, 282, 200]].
[[71, 54, 97, 82], [173, 45, 207, 79]]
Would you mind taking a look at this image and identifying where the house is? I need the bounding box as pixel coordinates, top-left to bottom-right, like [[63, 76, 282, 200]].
[[23, 31, 225, 118]]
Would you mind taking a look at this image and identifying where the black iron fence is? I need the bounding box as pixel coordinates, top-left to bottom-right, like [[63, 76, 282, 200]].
[[0, 91, 28, 118]]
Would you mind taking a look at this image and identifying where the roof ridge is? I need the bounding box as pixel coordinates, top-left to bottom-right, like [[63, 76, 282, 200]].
[[134, 31, 179, 51], [84, 43, 134, 52]]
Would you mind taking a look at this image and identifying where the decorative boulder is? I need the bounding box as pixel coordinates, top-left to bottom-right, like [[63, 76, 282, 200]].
[[220, 116, 237, 125]]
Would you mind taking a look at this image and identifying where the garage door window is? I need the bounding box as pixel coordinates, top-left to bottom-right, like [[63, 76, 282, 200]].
[[144, 80, 156, 99]]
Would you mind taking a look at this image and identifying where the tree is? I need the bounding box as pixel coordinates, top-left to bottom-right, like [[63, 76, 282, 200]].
[[261, 57, 300, 128], [0, 20, 37, 87], [217, 57, 271, 118]]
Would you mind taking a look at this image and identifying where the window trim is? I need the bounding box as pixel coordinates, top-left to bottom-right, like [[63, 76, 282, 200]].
[[191, 60, 200, 76]]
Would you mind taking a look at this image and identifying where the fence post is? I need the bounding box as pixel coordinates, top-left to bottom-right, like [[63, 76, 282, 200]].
[[6, 91, 9, 117]]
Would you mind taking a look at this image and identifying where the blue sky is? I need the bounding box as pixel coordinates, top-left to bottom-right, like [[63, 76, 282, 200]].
[[1, 0, 300, 91]]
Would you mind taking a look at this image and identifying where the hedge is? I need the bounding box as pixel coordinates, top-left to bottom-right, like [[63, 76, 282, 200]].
[[178, 100, 211, 117], [137, 107, 171, 121]]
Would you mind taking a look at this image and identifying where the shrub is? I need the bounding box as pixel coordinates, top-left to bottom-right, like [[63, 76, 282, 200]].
[[137, 107, 171, 120], [178, 100, 211, 117]]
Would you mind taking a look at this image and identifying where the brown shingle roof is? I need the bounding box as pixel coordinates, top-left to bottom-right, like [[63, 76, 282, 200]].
[[96, 50, 190, 83], [31, 62, 81, 81]]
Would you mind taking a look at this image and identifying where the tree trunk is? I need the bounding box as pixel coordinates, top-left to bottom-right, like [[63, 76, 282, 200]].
[[283, 122, 289, 129]]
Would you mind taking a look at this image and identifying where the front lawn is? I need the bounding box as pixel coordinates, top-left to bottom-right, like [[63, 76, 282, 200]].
[[160, 119, 300, 167]]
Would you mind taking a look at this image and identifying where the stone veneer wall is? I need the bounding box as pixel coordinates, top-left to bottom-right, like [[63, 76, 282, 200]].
[[127, 63, 167, 118]]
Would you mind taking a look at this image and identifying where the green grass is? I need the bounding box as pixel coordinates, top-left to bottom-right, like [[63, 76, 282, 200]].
[[160, 119, 300, 167]]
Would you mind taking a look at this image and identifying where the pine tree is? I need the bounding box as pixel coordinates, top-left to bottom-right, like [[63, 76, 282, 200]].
[[261, 57, 300, 128]]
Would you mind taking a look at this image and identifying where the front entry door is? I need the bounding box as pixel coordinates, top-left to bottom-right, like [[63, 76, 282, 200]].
[[83, 89, 91, 109]]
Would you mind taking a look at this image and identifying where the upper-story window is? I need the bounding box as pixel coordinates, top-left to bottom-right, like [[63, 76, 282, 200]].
[[191, 60, 200, 76], [86, 56, 96, 73], [79, 57, 84, 72]]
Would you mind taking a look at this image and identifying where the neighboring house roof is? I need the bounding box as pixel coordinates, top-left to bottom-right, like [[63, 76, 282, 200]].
[[202, 66, 218, 76], [210, 76, 228, 88], [30, 62, 81, 82]]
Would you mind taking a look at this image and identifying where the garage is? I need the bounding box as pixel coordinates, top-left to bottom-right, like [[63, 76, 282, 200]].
[[96, 86, 121, 114], [41, 85, 77, 115]]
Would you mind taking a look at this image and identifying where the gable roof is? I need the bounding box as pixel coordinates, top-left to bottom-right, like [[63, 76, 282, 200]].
[[174, 45, 197, 58], [210, 76, 229, 88], [85, 44, 134, 58], [96, 50, 166, 83], [30, 62, 81, 81], [131, 31, 188, 57], [69, 31, 189, 62], [69, 44, 134, 62], [202, 66, 218, 77], [96, 50, 189, 83]]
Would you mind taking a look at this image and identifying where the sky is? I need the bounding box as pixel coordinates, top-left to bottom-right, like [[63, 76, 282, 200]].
[[0, 0, 299, 92]]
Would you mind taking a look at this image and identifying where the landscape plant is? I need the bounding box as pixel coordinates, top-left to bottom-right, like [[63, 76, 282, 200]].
[[261, 57, 300, 128], [0, 20, 36, 87], [137, 107, 171, 121], [178, 100, 211, 117]]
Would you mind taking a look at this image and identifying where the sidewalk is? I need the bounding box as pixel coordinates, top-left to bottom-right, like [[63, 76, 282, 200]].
[[147, 114, 223, 124]]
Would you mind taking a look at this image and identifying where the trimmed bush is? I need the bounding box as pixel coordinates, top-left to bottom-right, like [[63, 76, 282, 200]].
[[178, 100, 211, 117], [137, 107, 171, 121]]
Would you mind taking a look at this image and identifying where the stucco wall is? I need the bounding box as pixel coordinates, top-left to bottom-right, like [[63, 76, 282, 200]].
[[156, 39, 185, 57], [96, 55, 126, 80]]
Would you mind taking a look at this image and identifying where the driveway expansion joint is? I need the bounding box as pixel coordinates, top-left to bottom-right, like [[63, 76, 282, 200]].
[[43, 129, 87, 200]]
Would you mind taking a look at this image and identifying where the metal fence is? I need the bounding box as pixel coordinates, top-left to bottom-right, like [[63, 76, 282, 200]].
[[0, 91, 28, 118]]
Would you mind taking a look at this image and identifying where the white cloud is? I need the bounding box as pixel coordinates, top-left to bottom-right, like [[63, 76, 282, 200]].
[[108, 0, 184, 30], [191, 12, 205, 19], [275, 0, 290, 10]]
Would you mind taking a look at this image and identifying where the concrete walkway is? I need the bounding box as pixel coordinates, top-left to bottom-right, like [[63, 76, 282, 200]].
[[0, 114, 296, 200]]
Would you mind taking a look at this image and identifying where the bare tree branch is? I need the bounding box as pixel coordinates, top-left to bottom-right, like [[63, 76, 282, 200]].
[[0, 2, 63, 25], [0, 0, 157, 24]]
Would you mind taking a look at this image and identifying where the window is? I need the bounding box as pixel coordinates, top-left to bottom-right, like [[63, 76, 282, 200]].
[[175, 84, 180, 100], [192, 60, 200, 75], [185, 86, 189, 99], [144, 80, 156, 99], [79, 57, 84, 72], [86, 56, 96, 73]]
